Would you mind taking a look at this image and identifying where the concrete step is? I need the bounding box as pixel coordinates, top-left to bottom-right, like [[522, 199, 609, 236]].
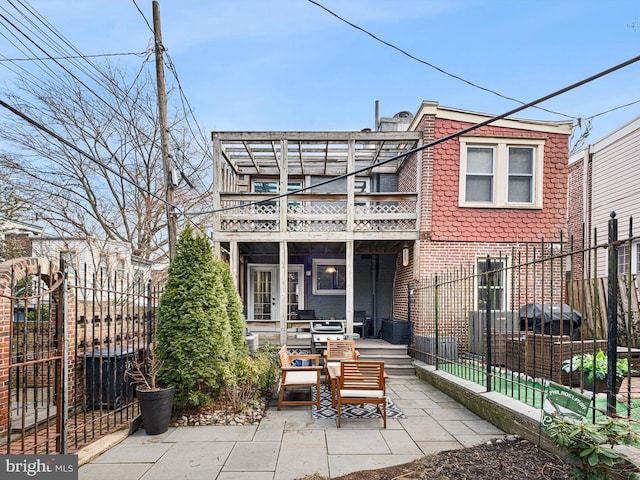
[[384, 364, 416, 377], [358, 354, 413, 366]]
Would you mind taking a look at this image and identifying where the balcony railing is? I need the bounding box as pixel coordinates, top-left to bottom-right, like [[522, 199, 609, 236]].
[[218, 192, 418, 233]]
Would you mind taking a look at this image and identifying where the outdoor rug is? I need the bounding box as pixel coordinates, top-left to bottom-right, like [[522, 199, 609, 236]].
[[311, 383, 406, 420]]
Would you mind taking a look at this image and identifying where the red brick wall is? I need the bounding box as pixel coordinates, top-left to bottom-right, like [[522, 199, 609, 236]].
[[0, 258, 74, 436], [428, 119, 569, 243], [567, 158, 592, 278]]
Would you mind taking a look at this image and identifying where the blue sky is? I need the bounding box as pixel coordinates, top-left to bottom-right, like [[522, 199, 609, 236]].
[[2, 0, 640, 148]]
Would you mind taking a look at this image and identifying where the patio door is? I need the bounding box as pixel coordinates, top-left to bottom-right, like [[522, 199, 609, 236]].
[[247, 264, 305, 321], [248, 265, 279, 321]]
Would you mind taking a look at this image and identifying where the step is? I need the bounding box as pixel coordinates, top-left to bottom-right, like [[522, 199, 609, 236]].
[[384, 364, 416, 378], [358, 354, 414, 366]]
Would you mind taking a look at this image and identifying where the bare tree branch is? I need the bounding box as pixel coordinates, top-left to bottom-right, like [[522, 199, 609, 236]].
[[0, 62, 213, 262]]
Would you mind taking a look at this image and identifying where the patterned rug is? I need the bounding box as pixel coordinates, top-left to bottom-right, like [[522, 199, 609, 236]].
[[311, 383, 406, 420]]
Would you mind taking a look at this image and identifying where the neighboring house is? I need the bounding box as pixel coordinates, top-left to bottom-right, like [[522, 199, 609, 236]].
[[29, 236, 151, 287], [0, 218, 44, 261], [210, 101, 573, 345], [568, 115, 640, 279]]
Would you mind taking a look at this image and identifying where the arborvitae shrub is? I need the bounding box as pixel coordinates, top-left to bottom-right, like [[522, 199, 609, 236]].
[[156, 224, 233, 412]]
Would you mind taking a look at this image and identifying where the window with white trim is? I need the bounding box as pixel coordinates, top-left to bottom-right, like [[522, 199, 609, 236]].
[[459, 137, 544, 208], [618, 242, 640, 275], [477, 257, 506, 311], [312, 259, 346, 295]]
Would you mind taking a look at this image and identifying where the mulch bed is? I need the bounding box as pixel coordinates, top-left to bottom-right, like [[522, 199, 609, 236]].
[[322, 438, 573, 480]]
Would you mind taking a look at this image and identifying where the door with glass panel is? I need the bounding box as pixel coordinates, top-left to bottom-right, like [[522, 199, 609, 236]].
[[248, 265, 279, 321], [248, 264, 304, 322]]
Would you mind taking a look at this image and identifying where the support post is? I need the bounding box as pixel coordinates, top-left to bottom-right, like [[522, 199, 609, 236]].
[[607, 212, 618, 415], [153, 1, 177, 262]]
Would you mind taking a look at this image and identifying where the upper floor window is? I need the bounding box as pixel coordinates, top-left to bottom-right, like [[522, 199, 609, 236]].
[[459, 137, 544, 209], [252, 179, 303, 210]]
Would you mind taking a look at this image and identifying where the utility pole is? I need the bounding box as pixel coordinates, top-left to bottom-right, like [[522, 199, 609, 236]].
[[153, 1, 177, 262]]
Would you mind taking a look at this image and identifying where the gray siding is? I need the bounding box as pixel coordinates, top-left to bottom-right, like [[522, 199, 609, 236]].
[[592, 119, 640, 272]]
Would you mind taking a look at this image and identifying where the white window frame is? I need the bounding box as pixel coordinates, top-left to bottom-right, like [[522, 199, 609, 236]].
[[312, 258, 346, 295], [476, 256, 508, 311], [459, 137, 544, 209], [618, 242, 640, 275]]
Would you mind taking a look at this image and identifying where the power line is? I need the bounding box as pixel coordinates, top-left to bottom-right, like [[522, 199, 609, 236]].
[[186, 53, 640, 217], [0, 51, 149, 61], [0, 96, 182, 215], [307, 0, 575, 120]]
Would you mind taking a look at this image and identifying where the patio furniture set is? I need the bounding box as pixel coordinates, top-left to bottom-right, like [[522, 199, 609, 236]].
[[277, 341, 388, 428]]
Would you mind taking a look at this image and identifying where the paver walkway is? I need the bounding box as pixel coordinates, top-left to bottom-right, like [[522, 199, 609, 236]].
[[79, 376, 505, 480]]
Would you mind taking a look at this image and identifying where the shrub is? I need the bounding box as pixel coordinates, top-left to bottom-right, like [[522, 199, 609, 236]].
[[156, 224, 234, 412], [216, 257, 248, 360], [546, 415, 640, 479], [220, 341, 279, 412]]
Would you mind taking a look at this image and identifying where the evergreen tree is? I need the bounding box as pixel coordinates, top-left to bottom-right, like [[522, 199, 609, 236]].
[[155, 224, 233, 411], [216, 257, 249, 359]]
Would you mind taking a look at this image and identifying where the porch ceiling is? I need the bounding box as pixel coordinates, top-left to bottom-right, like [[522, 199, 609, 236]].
[[213, 131, 422, 176], [236, 240, 404, 256]]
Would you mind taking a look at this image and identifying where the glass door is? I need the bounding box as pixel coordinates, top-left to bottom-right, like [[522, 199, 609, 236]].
[[248, 265, 279, 321]]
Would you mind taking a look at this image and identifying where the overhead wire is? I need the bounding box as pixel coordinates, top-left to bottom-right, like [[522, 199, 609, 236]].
[[307, 0, 640, 149], [130, 0, 212, 193], [0, 96, 182, 215], [1, 0, 207, 198], [306, 0, 574, 120], [185, 53, 640, 217], [0, 0, 211, 234]]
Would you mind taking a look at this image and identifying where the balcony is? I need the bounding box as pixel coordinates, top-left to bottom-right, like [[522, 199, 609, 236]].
[[218, 192, 418, 233]]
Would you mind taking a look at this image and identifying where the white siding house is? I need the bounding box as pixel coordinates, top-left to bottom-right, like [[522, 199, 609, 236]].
[[568, 115, 640, 275]]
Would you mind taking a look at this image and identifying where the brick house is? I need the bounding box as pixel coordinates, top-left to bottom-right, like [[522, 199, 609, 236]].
[[408, 103, 572, 346], [210, 101, 572, 347]]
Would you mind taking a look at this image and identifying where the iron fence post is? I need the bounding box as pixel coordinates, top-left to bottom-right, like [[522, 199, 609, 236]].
[[147, 279, 153, 353], [434, 275, 439, 369], [485, 255, 492, 392], [607, 212, 618, 415]]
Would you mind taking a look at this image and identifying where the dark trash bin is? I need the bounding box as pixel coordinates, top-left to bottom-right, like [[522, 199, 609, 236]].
[[518, 303, 581, 340], [381, 318, 410, 345], [81, 346, 137, 409]]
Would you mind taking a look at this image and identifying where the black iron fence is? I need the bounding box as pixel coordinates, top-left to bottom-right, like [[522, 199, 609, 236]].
[[409, 214, 640, 421], [1, 258, 161, 454]]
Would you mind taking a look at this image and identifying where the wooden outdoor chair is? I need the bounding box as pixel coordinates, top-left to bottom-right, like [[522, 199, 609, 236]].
[[277, 345, 322, 410], [337, 361, 387, 428], [324, 339, 360, 374]]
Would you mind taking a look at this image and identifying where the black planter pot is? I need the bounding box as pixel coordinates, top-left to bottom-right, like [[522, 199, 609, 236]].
[[136, 385, 175, 435]]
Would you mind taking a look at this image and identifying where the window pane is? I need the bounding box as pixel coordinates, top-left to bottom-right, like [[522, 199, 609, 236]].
[[508, 177, 532, 203], [477, 259, 505, 310], [508, 148, 533, 174], [466, 176, 492, 202], [467, 147, 493, 173], [508, 147, 534, 203], [619, 245, 629, 274]]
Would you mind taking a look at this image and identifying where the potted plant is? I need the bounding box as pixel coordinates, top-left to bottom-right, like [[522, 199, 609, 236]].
[[127, 343, 175, 435], [562, 350, 630, 393]]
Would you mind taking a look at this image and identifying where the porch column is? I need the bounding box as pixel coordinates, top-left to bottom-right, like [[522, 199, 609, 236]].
[[346, 240, 354, 335], [279, 241, 288, 345], [346, 137, 355, 231], [211, 134, 222, 257], [279, 139, 288, 233], [229, 240, 239, 288]]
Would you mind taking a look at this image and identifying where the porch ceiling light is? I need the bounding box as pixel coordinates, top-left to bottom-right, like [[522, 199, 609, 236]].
[[402, 243, 410, 267]]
